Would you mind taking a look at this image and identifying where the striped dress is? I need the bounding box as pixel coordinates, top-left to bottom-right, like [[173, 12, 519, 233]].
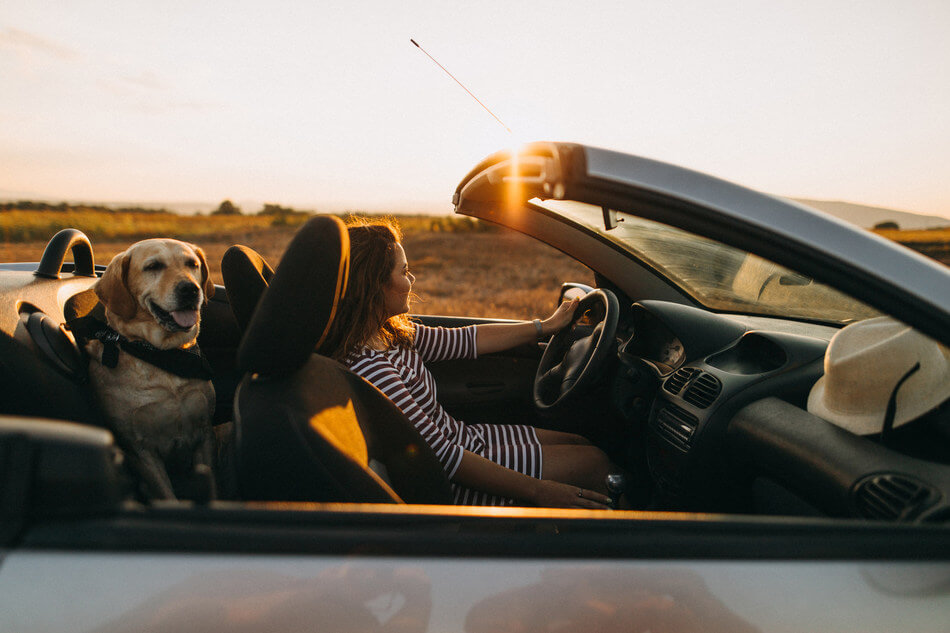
[[346, 324, 543, 506]]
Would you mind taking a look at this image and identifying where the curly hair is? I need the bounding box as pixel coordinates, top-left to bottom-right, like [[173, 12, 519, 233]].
[[323, 217, 415, 361]]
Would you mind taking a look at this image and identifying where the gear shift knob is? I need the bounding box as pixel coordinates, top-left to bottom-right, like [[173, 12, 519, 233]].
[[605, 473, 626, 509]]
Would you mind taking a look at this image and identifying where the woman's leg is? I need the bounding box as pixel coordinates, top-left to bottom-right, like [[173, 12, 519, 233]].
[[541, 444, 613, 494], [534, 428, 593, 446]]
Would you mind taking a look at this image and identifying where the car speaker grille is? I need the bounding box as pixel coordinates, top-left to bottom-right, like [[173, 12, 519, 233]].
[[655, 404, 698, 453], [683, 372, 722, 409], [854, 474, 934, 521], [663, 367, 697, 395]]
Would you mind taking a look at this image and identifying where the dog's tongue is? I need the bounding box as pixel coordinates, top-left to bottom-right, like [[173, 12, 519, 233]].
[[171, 310, 198, 328]]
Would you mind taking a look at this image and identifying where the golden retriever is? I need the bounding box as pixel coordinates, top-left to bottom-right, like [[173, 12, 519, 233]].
[[84, 238, 216, 499]]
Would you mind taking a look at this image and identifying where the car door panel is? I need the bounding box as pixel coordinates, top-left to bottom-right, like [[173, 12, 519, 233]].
[[5, 509, 950, 633], [413, 314, 541, 426], [6, 553, 950, 633]]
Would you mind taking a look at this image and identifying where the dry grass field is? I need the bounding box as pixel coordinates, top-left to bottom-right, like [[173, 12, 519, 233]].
[[3, 209, 947, 320], [874, 227, 950, 264], [402, 230, 594, 317], [0, 214, 593, 319]]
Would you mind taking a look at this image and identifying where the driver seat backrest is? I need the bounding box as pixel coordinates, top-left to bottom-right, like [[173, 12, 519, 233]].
[[221, 245, 275, 333], [233, 215, 453, 504]]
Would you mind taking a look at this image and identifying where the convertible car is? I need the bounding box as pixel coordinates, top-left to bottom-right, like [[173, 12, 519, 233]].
[[2, 142, 949, 631]]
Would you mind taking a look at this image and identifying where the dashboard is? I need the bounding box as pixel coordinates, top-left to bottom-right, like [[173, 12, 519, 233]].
[[616, 301, 832, 511], [614, 300, 950, 522], [618, 309, 685, 375]]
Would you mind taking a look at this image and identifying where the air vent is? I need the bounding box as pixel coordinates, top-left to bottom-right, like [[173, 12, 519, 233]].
[[854, 474, 934, 521], [663, 367, 697, 395], [655, 404, 698, 452], [683, 372, 722, 409]]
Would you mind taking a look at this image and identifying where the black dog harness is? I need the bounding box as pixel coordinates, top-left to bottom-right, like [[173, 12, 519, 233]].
[[67, 316, 213, 380]]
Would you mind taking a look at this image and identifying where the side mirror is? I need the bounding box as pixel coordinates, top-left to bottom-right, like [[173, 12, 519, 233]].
[[559, 282, 594, 304], [0, 417, 127, 545]]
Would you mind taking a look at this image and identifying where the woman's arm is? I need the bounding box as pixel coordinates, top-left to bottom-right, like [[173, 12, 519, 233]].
[[453, 449, 609, 509], [349, 354, 466, 476], [475, 298, 579, 356], [415, 323, 477, 362]]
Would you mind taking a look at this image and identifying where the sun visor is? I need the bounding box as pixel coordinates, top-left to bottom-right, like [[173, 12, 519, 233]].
[[453, 142, 582, 213]]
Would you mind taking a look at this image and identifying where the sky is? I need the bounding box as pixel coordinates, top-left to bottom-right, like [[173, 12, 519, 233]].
[[1, 1, 949, 217]]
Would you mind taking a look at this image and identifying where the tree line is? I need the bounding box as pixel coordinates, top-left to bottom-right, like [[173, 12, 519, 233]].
[[1, 199, 315, 218], [211, 200, 311, 220], [1, 201, 173, 214]]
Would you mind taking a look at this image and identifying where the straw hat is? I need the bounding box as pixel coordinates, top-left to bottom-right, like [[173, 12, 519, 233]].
[[807, 317, 950, 435]]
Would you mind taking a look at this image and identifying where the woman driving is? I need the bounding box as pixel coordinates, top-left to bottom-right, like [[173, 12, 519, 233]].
[[323, 218, 617, 508]]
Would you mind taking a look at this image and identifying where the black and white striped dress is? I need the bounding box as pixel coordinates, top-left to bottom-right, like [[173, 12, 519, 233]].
[[346, 324, 543, 506]]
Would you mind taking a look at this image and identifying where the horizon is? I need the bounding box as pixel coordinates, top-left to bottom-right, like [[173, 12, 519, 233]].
[[0, 195, 450, 216], [5, 195, 947, 231], [2, 2, 949, 219]]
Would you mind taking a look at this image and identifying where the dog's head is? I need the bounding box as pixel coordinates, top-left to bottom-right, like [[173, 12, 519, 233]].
[[96, 239, 215, 349]]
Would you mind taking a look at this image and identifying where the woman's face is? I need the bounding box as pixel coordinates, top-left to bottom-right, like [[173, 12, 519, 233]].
[[383, 243, 414, 318]]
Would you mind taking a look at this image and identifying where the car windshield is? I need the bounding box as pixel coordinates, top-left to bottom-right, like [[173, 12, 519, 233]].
[[532, 198, 881, 324]]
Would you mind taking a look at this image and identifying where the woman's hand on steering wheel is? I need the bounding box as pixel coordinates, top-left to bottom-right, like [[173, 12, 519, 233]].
[[532, 479, 611, 509], [533, 288, 620, 413], [540, 297, 581, 337]]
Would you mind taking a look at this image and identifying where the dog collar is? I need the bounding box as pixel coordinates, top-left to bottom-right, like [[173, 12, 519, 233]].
[[66, 316, 214, 381]]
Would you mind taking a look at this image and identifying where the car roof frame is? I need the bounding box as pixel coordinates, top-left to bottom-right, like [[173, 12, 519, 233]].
[[454, 142, 950, 345]]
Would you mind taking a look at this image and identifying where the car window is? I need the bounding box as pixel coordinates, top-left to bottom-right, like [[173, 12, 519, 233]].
[[535, 198, 882, 324], [404, 223, 594, 320]]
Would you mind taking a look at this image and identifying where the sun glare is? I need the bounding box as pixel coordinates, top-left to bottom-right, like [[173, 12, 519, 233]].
[[504, 143, 525, 213]]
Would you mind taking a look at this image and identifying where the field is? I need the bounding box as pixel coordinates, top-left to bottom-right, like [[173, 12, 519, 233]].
[[873, 228, 950, 264], [0, 210, 592, 319], [2, 208, 947, 320]]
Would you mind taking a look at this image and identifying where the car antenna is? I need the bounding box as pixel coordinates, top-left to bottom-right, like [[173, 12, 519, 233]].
[[410, 38, 513, 135]]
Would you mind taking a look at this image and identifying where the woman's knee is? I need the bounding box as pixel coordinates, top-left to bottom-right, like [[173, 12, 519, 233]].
[[541, 444, 613, 491]]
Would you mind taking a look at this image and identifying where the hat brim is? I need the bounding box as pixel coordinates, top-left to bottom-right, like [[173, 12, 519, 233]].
[[807, 375, 944, 435]]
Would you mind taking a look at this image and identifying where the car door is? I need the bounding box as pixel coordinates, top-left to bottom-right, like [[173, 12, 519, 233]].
[[3, 488, 950, 632], [5, 143, 950, 632], [413, 313, 541, 427]]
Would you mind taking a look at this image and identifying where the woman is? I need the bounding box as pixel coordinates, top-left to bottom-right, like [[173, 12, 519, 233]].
[[324, 218, 615, 508]]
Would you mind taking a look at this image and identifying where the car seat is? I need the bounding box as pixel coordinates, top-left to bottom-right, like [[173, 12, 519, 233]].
[[0, 329, 102, 426], [221, 245, 275, 333], [232, 215, 453, 504]]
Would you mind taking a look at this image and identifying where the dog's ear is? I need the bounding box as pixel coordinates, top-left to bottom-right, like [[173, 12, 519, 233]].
[[192, 244, 215, 301], [95, 251, 137, 320]]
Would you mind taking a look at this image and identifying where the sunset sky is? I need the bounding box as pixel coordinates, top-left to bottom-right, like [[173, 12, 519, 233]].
[[2, 1, 948, 217]]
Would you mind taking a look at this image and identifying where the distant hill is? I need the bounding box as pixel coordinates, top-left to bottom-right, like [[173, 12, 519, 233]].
[[790, 198, 950, 230]]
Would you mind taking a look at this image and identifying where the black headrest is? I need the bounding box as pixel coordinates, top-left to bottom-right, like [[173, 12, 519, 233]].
[[221, 245, 275, 332], [237, 216, 349, 377]]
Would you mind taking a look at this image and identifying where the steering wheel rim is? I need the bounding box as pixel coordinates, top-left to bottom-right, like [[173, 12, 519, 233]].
[[533, 288, 620, 412]]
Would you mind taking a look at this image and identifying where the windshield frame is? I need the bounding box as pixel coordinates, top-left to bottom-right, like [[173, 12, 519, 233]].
[[453, 143, 950, 346], [529, 198, 881, 325]]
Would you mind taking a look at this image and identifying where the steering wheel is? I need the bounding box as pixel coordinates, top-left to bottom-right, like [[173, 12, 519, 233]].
[[533, 288, 620, 412]]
